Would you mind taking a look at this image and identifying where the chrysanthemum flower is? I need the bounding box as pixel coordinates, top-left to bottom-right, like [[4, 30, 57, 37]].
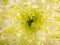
[[0, 0, 60, 45]]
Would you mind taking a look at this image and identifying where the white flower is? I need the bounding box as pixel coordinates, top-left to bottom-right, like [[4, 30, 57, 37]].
[[32, 4, 38, 8]]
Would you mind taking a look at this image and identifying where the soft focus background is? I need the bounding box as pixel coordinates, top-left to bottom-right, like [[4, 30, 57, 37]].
[[0, 0, 60, 45]]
